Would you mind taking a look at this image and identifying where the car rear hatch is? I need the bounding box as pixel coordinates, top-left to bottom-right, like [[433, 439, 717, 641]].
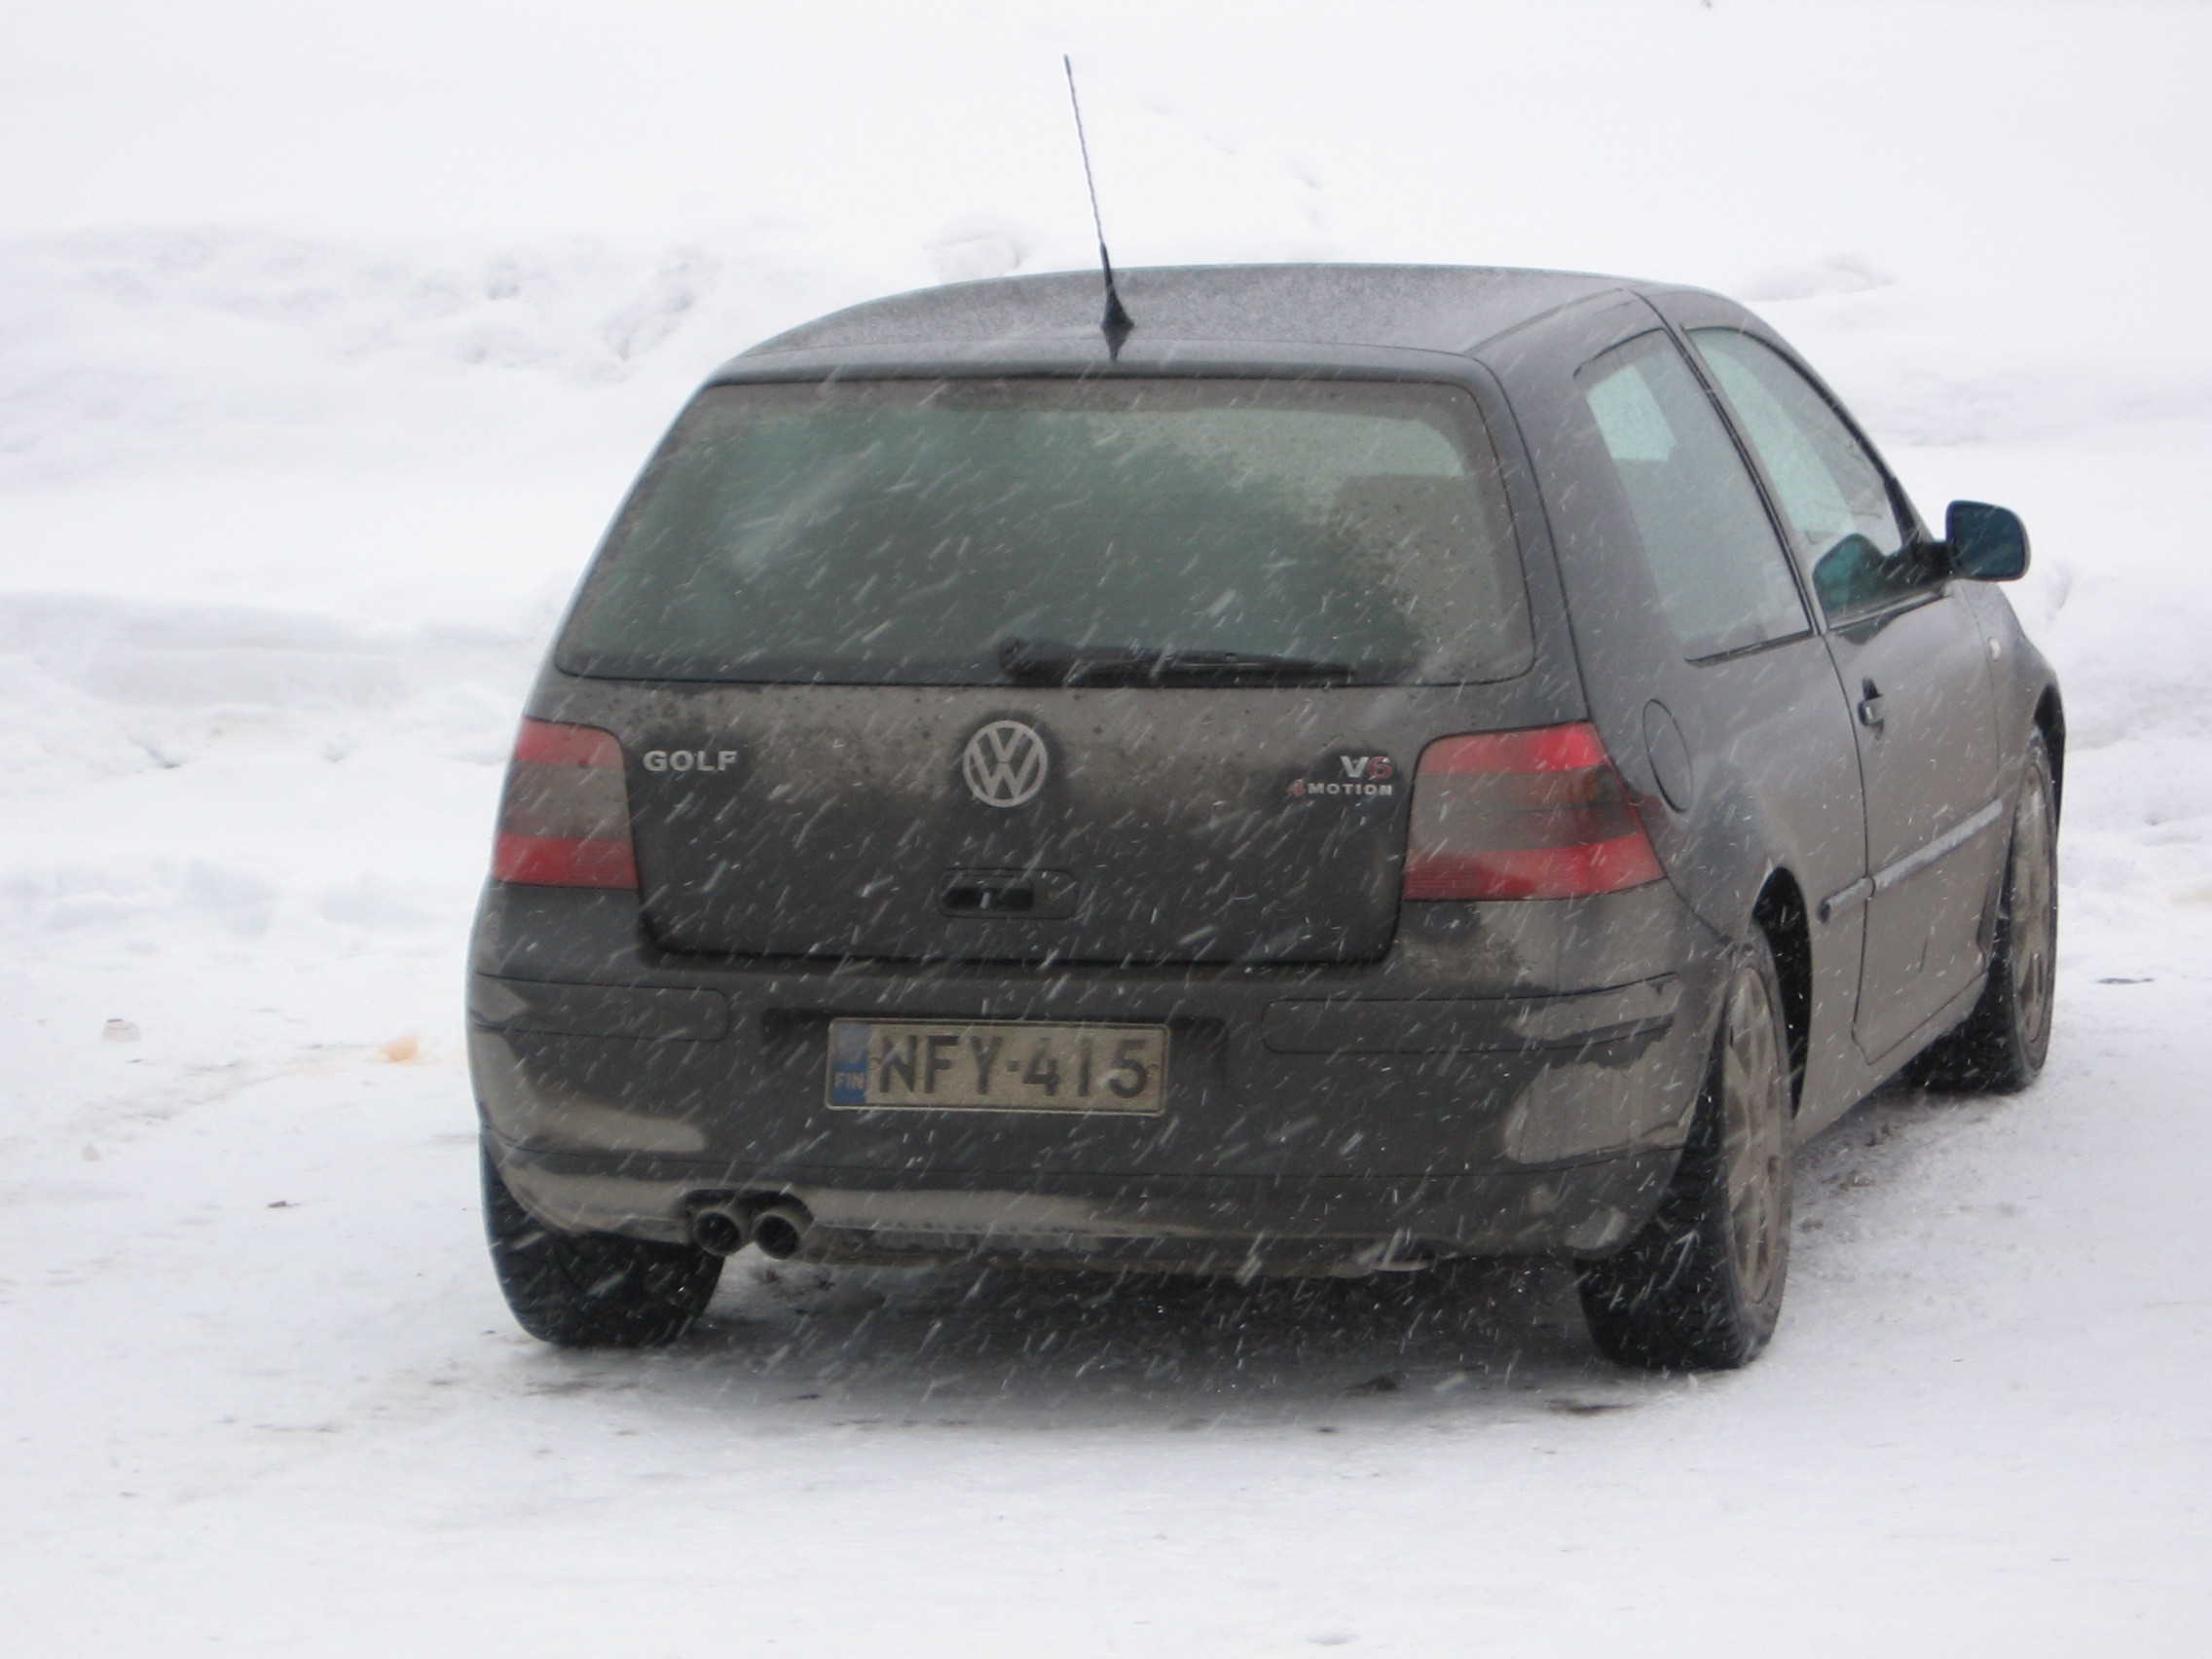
[[555, 374, 1541, 965]]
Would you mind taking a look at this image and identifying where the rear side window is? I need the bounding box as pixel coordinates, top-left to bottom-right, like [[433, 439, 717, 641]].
[[1578, 334, 1809, 658], [559, 378, 1532, 685], [1687, 328, 1929, 616]]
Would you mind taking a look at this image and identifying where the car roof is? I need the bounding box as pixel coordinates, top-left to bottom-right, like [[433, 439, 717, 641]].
[[742, 264, 1639, 361]]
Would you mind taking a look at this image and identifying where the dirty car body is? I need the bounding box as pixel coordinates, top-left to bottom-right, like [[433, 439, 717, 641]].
[[470, 265, 2060, 1360]]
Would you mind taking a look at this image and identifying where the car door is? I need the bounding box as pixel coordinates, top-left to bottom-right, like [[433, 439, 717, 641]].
[[1673, 315, 2006, 1063]]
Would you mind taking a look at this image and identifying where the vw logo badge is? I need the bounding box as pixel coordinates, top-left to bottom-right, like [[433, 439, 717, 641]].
[[961, 720, 1050, 808]]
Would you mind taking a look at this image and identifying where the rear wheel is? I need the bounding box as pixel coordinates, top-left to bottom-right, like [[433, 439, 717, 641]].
[[1908, 734, 2057, 1093], [482, 1144, 721, 1348], [1576, 933, 1793, 1371]]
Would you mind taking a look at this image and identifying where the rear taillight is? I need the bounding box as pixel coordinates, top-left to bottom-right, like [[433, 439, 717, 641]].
[[493, 718, 638, 890], [1402, 721, 1664, 901]]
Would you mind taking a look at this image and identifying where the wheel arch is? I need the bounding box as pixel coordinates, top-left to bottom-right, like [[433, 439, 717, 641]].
[[2033, 683, 2065, 820], [1751, 868, 1813, 1115]]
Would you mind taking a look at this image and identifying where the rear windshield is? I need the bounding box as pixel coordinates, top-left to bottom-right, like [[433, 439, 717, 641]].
[[557, 377, 1531, 685]]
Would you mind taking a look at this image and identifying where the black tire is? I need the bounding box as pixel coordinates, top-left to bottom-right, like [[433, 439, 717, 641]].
[[1907, 733, 2058, 1094], [482, 1144, 721, 1348], [1575, 932, 1793, 1372]]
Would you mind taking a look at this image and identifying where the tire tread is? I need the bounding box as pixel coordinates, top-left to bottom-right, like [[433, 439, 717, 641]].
[[482, 1146, 720, 1348]]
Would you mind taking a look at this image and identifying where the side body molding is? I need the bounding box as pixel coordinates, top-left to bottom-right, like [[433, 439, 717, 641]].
[[1819, 797, 2007, 923]]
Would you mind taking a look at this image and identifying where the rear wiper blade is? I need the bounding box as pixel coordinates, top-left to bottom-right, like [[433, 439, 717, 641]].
[[1142, 650, 1364, 685], [997, 637, 1361, 686]]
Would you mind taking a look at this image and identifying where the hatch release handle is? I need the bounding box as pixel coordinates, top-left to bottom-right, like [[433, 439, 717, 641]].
[[938, 868, 1080, 920]]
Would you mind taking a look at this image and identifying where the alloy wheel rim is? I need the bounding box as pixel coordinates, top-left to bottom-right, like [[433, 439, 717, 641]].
[[1717, 962, 1788, 1306]]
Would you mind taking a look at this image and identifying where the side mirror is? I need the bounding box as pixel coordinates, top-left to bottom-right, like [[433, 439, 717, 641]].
[[1945, 500, 2030, 581]]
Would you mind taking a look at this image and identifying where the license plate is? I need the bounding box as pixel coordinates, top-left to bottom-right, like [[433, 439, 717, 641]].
[[827, 1019, 1168, 1115]]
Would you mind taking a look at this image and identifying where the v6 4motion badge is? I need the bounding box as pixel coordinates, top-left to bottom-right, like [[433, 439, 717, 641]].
[[1289, 754, 1396, 801]]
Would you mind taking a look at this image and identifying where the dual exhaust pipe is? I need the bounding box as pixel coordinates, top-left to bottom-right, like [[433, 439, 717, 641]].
[[690, 1197, 813, 1261]]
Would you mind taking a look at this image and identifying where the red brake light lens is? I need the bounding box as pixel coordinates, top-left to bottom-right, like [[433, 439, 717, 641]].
[[1403, 720, 1664, 901], [493, 718, 638, 890]]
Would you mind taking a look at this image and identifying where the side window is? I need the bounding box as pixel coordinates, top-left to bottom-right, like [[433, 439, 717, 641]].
[[1688, 328, 1935, 616], [1577, 333, 1809, 658]]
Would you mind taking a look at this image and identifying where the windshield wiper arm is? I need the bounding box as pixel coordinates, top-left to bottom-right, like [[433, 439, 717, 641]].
[[997, 637, 1361, 686]]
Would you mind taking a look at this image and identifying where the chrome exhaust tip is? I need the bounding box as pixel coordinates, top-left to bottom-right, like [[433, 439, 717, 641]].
[[750, 1199, 813, 1260], [689, 1206, 749, 1257]]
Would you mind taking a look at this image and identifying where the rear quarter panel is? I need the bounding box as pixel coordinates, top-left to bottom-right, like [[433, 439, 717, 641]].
[[1478, 294, 1879, 1133]]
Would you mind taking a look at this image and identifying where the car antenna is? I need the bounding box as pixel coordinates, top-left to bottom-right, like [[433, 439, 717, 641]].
[[1062, 55, 1135, 360]]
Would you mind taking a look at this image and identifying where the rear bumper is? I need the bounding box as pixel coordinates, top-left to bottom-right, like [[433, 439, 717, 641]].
[[468, 880, 1724, 1265], [491, 1143, 1682, 1270]]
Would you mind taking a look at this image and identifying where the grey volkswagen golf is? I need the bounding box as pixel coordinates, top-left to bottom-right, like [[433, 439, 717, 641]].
[[469, 265, 2060, 1370]]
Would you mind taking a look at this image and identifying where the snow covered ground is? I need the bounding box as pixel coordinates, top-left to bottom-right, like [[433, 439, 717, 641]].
[[2, 2, 2208, 1650]]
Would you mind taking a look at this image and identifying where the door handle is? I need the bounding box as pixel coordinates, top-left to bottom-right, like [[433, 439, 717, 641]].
[[1857, 681, 1886, 732]]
